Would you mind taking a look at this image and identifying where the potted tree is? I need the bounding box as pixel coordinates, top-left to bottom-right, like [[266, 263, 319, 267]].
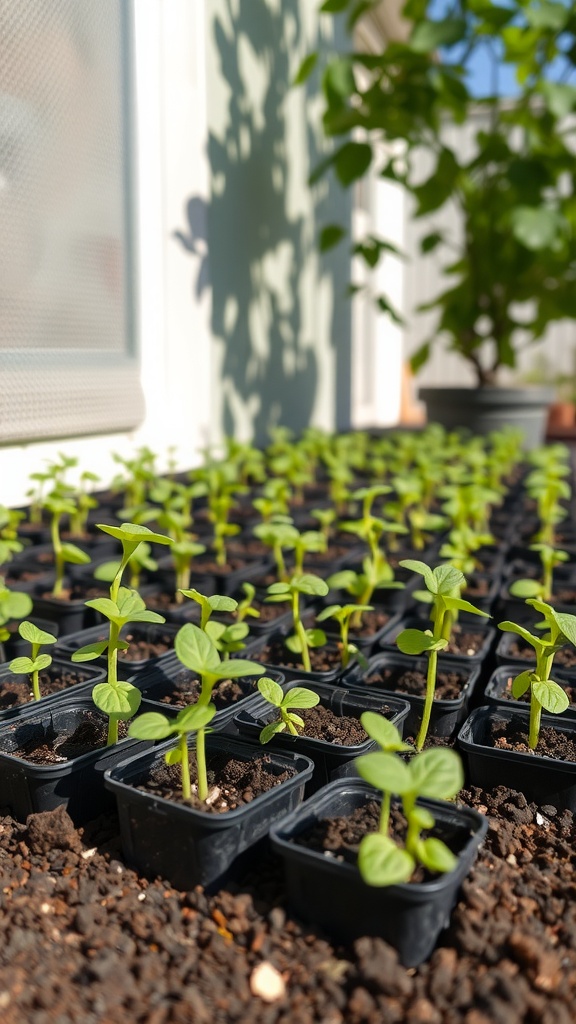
[[298, 0, 576, 445]]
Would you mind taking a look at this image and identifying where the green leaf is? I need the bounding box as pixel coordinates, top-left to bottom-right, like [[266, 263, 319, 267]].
[[410, 17, 466, 52], [292, 574, 329, 597], [396, 628, 447, 656], [176, 703, 216, 733], [553, 611, 576, 648], [97, 522, 172, 546], [409, 805, 435, 831], [525, 1, 569, 30], [259, 721, 287, 745], [174, 623, 220, 673], [320, 224, 346, 251], [165, 746, 183, 765], [355, 751, 412, 794], [18, 621, 57, 646], [509, 578, 542, 599], [305, 628, 327, 649], [212, 659, 264, 680], [417, 836, 458, 874], [443, 596, 490, 618], [510, 206, 563, 251], [408, 748, 463, 800], [358, 833, 414, 886], [71, 640, 109, 662], [128, 712, 174, 740], [293, 52, 317, 86], [61, 543, 91, 566], [334, 142, 372, 187], [532, 679, 570, 715], [432, 564, 465, 595], [512, 670, 534, 698], [282, 687, 321, 710], [498, 620, 538, 648], [258, 677, 284, 707], [287, 712, 305, 729], [360, 712, 410, 752], [84, 598, 121, 624], [398, 559, 435, 590], [539, 81, 576, 119], [92, 681, 141, 719], [320, 0, 349, 11], [9, 656, 35, 674], [208, 595, 238, 613]]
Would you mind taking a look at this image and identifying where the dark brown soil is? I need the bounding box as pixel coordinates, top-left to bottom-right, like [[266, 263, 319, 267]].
[[139, 751, 296, 813], [345, 609, 392, 639], [10, 715, 127, 764], [147, 671, 258, 711], [289, 703, 368, 746], [252, 637, 343, 674], [364, 665, 468, 701], [0, 667, 95, 710], [490, 720, 576, 761], [2, 783, 576, 1023], [444, 628, 487, 658], [190, 556, 260, 576]]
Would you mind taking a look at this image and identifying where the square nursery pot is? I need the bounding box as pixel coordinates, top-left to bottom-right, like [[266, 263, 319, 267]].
[[132, 655, 286, 735], [379, 615, 497, 669], [104, 734, 314, 891], [247, 630, 351, 685], [0, 657, 106, 722], [233, 678, 410, 793], [0, 696, 150, 823], [270, 778, 488, 968], [495, 630, 576, 676], [458, 705, 576, 811], [55, 622, 179, 674], [31, 579, 91, 637], [346, 652, 480, 741], [482, 665, 576, 721]]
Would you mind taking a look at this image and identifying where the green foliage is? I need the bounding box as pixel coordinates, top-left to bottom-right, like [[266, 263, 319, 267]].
[[498, 598, 575, 748], [355, 716, 463, 885], [256, 677, 320, 743], [266, 574, 329, 673], [9, 620, 57, 702], [301, 0, 576, 386], [129, 703, 216, 803]]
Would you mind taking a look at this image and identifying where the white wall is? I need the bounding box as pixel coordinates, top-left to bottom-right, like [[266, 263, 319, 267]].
[[0, 0, 213, 506]]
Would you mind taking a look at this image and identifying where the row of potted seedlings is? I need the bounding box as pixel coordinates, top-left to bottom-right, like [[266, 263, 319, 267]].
[[0, 426, 575, 966]]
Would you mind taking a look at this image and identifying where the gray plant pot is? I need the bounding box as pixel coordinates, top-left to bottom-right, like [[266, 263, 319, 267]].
[[418, 386, 554, 448]]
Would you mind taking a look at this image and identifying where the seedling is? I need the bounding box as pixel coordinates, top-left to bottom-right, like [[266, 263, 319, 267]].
[[396, 561, 489, 751], [316, 602, 372, 669], [355, 727, 464, 886], [327, 564, 404, 630], [72, 522, 172, 744], [44, 493, 92, 597], [498, 599, 576, 749], [0, 506, 26, 568], [253, 519, 298, 582], [256, 676, 320, 743], [0, 584, 33, 644], [9, 621, 57, 701], [178, 587, 238, 630], [234, 582, 261, 624], [173, 623, 265, 798], [266, 573, 329, 673], [129, 703, 216, 803], [509, 543, 570, 604]]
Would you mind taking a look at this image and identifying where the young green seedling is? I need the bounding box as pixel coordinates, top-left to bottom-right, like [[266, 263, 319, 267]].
[[9, 621, 57, 701], [72, 522, 172, 744], [266, 573, 329, 673], [174, 623, 265, 797], [44, 493, 92, 597], [129, 703, 216, 803], [234, 582, 261, 624], [359, 712, 412, 841], [498, 598, 576, 749], [0, 584, 33, 644], [355, 739, 464, 886], [396, 561, 489, 751], [256, 676, 320, 743], [316, 602, 373, 669], [327, 563, 404, 630], [508, 543, 569, 604]]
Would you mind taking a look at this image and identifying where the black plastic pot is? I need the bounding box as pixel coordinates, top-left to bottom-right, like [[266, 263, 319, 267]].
[[105, 734, 314, 890], [56, 622, 179, 673], [233, 679, 410, 792], [270, 778, 488, 967], [495, 631, 576, 677], [482, 665, 576, 721], [458, 705, 576, 810], [0, 696, 149, 823], [133, 655, 285, 735], [247, 630, 350, 685], [347, 652, 480, 740], [31, 582, 91, 636], [379, 616, 497, 669], [0, 657, 106, 722]]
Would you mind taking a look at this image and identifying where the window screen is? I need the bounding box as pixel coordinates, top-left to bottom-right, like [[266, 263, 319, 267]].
[[0, 0, 144, 443]]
